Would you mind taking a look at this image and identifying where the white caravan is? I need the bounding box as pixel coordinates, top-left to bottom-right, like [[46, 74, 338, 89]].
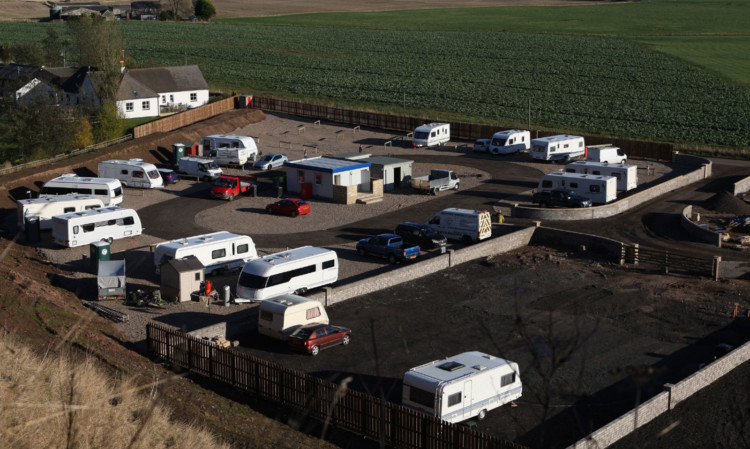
[[530, 135, 586, 162], [153, 231, 257, 275], [586, 144, 627, 164], [402, 351, 522, 423], [257, 295, 330, 341], [489, 130, 531, 155], [564, 161, 638, 191], [537, 171, 617, 204], [97, 159, 163, 189], [427, 208, 492, 244], [40, 174, 123, 206], [412, 123, 450, 148], [51, 207, 142, 248], [17, 195, 104, 231], [200, 134, 258, 165], [236, 246, 338, 301]]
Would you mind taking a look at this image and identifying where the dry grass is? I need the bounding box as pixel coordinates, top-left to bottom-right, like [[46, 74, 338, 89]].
[[0, 337, 228, 449]]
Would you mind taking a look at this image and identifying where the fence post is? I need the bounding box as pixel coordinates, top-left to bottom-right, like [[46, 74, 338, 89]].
[[619, 243, 626, 265], [713, 256, 721, 281], [187, 338, 192, 370], [209, 344, 213, 379], [665, 250, 669, 274], [166, 331, 171, 362]]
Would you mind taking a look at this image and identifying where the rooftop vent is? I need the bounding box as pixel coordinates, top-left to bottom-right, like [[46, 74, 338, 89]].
[[438, 361, 465, 372]]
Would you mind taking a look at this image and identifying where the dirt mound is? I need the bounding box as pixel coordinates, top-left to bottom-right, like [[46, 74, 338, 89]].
[[702, 190, 750, 215]]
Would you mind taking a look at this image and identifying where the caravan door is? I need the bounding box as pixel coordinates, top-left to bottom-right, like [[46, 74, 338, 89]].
[[463, 380, 473, 421]]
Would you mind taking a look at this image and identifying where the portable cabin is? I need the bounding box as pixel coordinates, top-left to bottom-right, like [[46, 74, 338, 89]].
[[285, 157, 371, 200]]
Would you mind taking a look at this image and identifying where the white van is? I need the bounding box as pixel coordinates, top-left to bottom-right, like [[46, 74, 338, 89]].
[[537, 171, 617, 204], [98, 159, 163, 189], [402, 351, 522, 423], [51, 207, 142, 248], [412, 123, 450, 148], [153, 231, 257, 275], [236, 246, 338, 301], [200, 134, 258, 165], [564, 161, 638, 191], [530, 134, 586, 162], [17, 195, 104, 231], [257, 295, 330, 341], [427, 208, 492, 244], [40, 174, 123, 206], [489, 130, 531, 155], [177, 156, 223, 181], [586, 144, 627, 164]]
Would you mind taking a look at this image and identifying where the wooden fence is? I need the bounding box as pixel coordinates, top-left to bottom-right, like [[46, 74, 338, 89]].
[[147, 322, 527, 449], [621, 244, 718, 278], [133, 96, 239, 138], [251, 97, 675, 161]]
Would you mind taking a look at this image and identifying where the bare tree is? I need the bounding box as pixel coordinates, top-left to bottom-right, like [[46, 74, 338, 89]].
[[67, 15, 124, 101]]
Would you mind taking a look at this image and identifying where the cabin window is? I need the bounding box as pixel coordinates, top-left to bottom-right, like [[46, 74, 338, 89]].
[[73, 226, 79, 234], [123, 216, 135, 225], [570, 182, 579, 188], [447, 392, 462, 407], [409, 387, 436, 408], [306, 307, 321, 320], [82, 223, 95, 233], [195, 273, 201, 281], [501, 372, 516, 387], [260, 311, 273, 322], [334, 174, 341, 185], [64, 207, 75, 213], [590, 185, 601, 193], [190, 93, 197, 102], [142, 101, 150, 111], [322, 260, 335, 269], [541, 180, 552, 188], [121, 170, 128, 175], [212, 248, 226, 260], [315, 174, 322, 185], [125, 102, 134, 112], [298, 171, 304, 183], [237, 244, 249, 254]]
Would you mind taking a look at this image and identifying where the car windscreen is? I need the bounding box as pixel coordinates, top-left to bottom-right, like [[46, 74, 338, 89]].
[[262, 155, 273, 161], [238, 272, 268, 289], [214, 179, 233, 188]]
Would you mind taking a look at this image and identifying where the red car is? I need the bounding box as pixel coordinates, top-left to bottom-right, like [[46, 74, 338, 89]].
[[288, 324, 352, 356], [265, 198, 310, 217]]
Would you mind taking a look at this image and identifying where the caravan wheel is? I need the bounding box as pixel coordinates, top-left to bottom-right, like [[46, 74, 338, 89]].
[[478, 409, 487, 420]]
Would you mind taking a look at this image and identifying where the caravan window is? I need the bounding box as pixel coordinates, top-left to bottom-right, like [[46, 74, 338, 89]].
[[541, 180, 552, 188], [114, 187, 122, 197], [237, 244, 249, 254], [430, 131, 436, 138], [565, 169, 575, 173], [82, 223, 95, 233], [306, 307, 321, 320], [501, 372, 516, 387], [85, 205, 99, 210], [447, 392, 461, 407], [73, 226, 79, 234], [121, 170, 128, 175], [570, 182, 579, 188], [64, 207, 75, 213], [238, 273, 267, 289], [614, 173, 622, 180], [95, 189, 107, 196], [592, 171, 601, 175], [123, 216, 134, 225], [409, 387, 435, 408], [260, 311, 273, 322], [590, 185, 601, 193], [414, 132, 428, 140], [212, 248, 226, 260], [564, 144, 569, 149], [133, 171, 144, 178], [322, 259, 335, 269]]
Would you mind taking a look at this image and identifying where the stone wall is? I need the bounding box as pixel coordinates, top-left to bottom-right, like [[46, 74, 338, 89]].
[[332, 184, 357, 204], [679, 205, 723, 247]]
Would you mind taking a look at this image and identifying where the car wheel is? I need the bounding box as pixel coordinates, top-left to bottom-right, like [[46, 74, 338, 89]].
[[461, 235, 472, 245], [478, 409, 487, 420], [342, 335, 350, 346], [430, 187, 439, 196], [388, 254, 397, 264], [266, 207, 274, 214], [453, 183, 459, 190], [106, 237, 114, 244], [228, 194, 235, 202], [290, 210, 298, 218], [540, 201, 548, 208], [310, 345, 320, 356], [357, 247, 366, 257], [293, 287, 307, 295]]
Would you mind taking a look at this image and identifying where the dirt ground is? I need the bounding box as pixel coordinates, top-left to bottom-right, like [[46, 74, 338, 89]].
[[0, 0, 595, 20]]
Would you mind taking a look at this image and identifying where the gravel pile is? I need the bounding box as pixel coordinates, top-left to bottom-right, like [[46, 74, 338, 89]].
[[703, 190, 750, 215]]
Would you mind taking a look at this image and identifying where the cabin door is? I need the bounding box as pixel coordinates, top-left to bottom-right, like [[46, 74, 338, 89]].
[[463, 380, 473, 420]]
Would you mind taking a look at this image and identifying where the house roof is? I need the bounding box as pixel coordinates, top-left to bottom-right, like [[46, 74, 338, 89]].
[[116, 65, 208, 101], [0, 64, 93, 96], [285, 156, 371, 173], [164, 255, 205, 273]]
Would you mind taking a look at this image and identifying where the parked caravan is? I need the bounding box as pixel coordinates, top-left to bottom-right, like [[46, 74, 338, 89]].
[[427, 208, 492, 244], [489, 130, 530, 155], [97, 159, 163, 189], [17, 195, 104, 230], [51, 207, 142, 248], [412, 123, 450, 148], [236, 246, 338, 301], [537, 171, 617, 204], [586, 144, 627, 164], [402, 351, 522, 423], [177, 156, 222, 181], [530, 135, 586, 162], [40, 175, 123, 206], [153, 231, 257, 275], [257, 295, 330, 341], [200, 134, 258, 165], [564, 161, 638, 191]]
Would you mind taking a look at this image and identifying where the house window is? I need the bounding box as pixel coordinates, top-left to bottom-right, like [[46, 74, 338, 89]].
[[170, 94, 174, 103], [194, 272, 201, 281], [125, 102, 134, 112], [161, 95, 166, 103], [190, 92, 197, 102], [334, 174, 341, 185], [142, 101, 150, 111], [298, 170, 304, 183]]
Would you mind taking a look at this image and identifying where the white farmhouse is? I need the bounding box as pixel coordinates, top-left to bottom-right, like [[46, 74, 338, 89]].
[[114, 65, 209, 119]]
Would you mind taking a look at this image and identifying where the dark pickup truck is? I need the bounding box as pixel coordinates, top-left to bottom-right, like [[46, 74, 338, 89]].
[[356, 234, 420, 264], [532, 189, 592, 208]]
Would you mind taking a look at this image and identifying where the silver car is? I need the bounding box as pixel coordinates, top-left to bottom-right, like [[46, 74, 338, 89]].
[[253, 153, 288, 170]]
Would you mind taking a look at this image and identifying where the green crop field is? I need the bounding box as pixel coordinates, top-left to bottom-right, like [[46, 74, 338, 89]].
[[1, 0, 749, 148]]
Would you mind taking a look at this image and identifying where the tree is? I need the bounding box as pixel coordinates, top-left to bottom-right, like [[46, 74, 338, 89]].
[[70, 117, 94, 149], [9, 42, 44, 66], [67, 15, 124, 101], [93, 101, 125, 142], [164, 0, 189, 20], [42, 27, 64, 67], [194, 0, 216, 21]]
